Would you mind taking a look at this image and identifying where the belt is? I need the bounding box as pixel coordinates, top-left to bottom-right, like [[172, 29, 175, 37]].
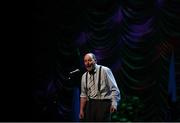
[[88, 98, 111, 102]]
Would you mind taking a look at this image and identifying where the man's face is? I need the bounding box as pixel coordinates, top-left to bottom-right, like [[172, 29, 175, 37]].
[[84, 54, 96, 72]]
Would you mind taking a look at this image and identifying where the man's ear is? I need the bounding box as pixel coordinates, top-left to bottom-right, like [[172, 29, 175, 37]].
[[94, 60, 97, 63]]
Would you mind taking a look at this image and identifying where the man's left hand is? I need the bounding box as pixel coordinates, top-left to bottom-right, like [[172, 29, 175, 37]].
[[110, 105, 117, 113]]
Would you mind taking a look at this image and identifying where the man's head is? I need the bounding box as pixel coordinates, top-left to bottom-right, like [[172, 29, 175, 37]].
[[84, 53, 97, 72]]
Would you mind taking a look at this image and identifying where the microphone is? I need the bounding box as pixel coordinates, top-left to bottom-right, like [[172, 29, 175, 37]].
[[69, 69, 80, 74]]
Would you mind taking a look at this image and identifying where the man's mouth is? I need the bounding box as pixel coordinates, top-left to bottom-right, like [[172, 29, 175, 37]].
[[86, 65, 92, 69]]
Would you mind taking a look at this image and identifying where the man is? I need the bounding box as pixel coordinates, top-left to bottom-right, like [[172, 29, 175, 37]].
[[79, 53, 120, 121]]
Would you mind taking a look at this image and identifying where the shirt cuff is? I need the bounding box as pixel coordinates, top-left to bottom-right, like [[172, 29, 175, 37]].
[[111, 101, 117, 109], [80, 93, 87, 98]]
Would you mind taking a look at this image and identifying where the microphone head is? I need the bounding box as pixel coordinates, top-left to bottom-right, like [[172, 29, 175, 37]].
[[70, 69, 80, 74]]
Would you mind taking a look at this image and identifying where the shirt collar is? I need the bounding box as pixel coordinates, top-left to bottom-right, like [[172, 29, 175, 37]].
[[94, 64, 97, 73]]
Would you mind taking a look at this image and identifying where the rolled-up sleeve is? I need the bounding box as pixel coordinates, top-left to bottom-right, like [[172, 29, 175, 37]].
[[105, 68, 120, 108], [80, 73, 87, 98]]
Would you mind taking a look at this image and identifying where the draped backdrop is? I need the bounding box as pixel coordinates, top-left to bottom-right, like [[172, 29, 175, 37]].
[[32, 0, 180, 121]]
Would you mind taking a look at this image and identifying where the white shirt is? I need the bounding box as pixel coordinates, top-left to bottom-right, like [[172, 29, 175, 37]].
[[80, 64, 120, 108]]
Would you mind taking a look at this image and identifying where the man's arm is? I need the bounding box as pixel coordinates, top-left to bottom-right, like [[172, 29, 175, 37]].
[[79, 73, 88, 119], [79, 97, 87, 119], [105, 68, 120, 111]]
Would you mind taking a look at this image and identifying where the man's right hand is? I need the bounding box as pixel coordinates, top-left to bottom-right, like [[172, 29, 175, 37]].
[[79, 111, 84, 119]]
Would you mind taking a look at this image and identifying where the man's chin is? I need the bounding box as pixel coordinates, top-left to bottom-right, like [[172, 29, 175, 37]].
[[87, 69, 91, 72], [87, 68, 92, 72]]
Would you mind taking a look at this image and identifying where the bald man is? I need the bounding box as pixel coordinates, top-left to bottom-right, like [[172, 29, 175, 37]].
[[79, 53, 120, 121]]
